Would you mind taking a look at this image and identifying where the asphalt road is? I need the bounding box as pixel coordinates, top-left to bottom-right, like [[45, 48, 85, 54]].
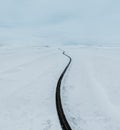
[[56, 51, 72, 130]]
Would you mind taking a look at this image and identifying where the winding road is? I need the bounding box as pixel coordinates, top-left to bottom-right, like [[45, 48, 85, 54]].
[[56, 51, 72, 130]]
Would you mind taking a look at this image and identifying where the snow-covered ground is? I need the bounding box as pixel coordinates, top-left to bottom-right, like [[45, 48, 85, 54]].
[[62, 46, 120, 130], [1, 44, 120, 130], [0, 44, 68, 130]]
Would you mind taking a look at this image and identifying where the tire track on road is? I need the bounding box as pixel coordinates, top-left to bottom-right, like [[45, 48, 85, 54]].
[[56, 51, 72, 130]]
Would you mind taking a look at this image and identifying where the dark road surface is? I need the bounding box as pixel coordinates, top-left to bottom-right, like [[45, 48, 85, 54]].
[[56, 51, 72, 130]]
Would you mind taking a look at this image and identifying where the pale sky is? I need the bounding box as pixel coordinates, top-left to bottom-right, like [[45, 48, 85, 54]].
[[0, 0, 120, 45]]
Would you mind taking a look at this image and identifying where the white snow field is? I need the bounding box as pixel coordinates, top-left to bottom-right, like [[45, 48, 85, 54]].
[[1, 44, 120, 130], [62, 46, 120, 130], [0, 44, 68, 130]]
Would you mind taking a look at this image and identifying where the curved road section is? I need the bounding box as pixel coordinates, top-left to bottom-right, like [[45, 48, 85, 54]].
[[56, 51, 72, 130]]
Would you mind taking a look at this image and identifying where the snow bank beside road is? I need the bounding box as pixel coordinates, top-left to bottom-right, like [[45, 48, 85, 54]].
[[0, 45, 68, 130], [62, 46, 120, 130]]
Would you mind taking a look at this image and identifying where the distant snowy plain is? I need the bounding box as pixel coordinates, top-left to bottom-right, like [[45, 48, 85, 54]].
[[0, 44, 120, 130]]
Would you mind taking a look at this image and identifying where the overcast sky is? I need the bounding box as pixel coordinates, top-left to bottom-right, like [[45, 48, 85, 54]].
[[0, 0, 120, 45]]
